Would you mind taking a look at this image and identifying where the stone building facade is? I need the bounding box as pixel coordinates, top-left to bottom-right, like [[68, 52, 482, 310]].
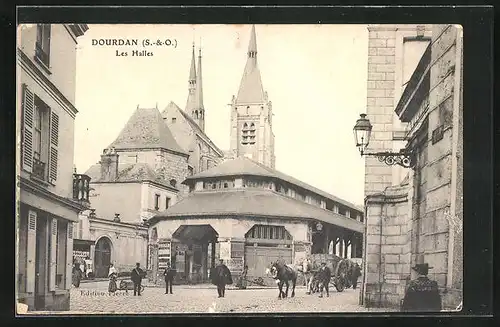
[[16, 24, 90, 311], [361, 24, 463, 310], [73, 210, 148, 278], [80, 107, 188, 276]]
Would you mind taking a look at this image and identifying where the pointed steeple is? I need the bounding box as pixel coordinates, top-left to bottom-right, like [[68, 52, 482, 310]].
[[189, 42, 196, 81], [236, 25, 265, 104], [193, 45, 205, 131], [185, 43, 198, 113], [196, 47, 204, 108], [248, 24, 257, 56]]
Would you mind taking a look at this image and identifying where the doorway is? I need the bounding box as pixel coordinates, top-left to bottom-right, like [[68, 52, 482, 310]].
[[34, 215, 47, 310], [94, 237, 112, 278]]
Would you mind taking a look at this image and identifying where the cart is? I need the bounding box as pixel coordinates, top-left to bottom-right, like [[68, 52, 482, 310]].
[[117, 279, 145, 294], [308, 254, 352, 293]]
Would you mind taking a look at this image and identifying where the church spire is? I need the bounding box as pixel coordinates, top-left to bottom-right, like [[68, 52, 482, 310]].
[[196, 47, 204, 109], [194, 45, 205, 131], [189, 42, 196, 82], [185, 42, 197, 114], [236, 24, 265, 104], [248, 24, 257, 57]]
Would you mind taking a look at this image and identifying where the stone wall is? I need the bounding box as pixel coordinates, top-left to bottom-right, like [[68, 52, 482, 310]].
[[363, 182, 411, 308], [365, 26, 398, 196]]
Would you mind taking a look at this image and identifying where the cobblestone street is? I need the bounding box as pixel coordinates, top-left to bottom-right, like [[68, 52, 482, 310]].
[[64, 281, 395, 314]]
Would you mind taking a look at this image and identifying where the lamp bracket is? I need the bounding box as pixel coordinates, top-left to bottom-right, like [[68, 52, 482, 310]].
[[362, 150, 415, 168]]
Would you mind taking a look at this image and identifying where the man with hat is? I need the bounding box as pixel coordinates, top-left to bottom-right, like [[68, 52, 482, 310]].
[[317, 262, 331, 298], [130, 262, 145, 296], [401, 257, 442, 312], [211, 259, 233, 298]]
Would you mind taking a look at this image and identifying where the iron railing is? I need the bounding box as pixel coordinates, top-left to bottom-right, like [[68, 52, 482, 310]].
[[32, 158, 46, 180]]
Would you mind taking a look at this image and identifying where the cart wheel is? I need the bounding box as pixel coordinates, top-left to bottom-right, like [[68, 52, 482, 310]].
[[335, 278, 345, 292]]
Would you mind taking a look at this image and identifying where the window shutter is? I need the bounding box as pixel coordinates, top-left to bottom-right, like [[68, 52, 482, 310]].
[[49, 112, 59, 183], [49, 218, 57, 291], [21, 84, 35, 173], [26, 210, 37, 293], [66, 223, 74, 289]]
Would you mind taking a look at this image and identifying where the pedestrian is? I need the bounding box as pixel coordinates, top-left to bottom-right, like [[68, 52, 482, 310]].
[[351, 263, 362, 290], [163, 262, 175, 294], [108, 263, 118, 294], [401, 259, 442, 312], [237, 265, 248, 289], [131, 262, 144, 296], [72, 261, 82, 288], [211, 259, 232, 298], [317, 262, 331, 298]]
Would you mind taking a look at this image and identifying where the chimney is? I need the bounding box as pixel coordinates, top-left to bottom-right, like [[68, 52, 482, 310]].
[[100, 147, 119, 181]]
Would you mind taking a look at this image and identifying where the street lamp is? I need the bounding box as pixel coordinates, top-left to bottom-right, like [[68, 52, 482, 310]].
[[353, 114, 415, 168]]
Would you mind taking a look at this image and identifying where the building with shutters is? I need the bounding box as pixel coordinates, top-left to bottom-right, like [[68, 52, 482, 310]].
[[360, 24, 463, 310], [148, 156, 364, 285], [16, 24, 90, 311]]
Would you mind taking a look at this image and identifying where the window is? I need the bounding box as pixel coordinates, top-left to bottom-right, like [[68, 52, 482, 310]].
[[154, 194, 160, 210], [31, 96, 51, 181], [165, 197, 170, 210], [169, 179, 177, 188], [36, 24, 51, 67], [401, 38, 430, 93], [171, 117, 177, 123], [241, 122, 256, 145], [245, 225, 292, 241], [223, 183, 228, 188]]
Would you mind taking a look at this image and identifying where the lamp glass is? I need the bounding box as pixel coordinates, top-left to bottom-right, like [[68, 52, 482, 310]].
[[353, 114, 372, 153]]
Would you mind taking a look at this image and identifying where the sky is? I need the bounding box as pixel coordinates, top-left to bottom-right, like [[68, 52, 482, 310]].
[[74, 24, 369, 206]]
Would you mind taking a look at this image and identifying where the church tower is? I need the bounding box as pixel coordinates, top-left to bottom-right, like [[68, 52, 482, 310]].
[[185, 44, 205, 131], [229, 25, 276, 168]]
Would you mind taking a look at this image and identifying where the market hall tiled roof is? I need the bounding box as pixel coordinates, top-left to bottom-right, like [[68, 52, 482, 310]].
[[151, 189, 363, 233], [183, 156, 364, 213], [107, 107, 187, 156]]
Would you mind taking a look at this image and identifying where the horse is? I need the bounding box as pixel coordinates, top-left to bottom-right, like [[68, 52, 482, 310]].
[[296, 257, 320, 295], [266, 261, 297, 299]]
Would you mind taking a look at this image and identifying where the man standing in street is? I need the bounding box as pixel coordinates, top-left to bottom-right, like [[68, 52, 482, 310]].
[[131, 262, 144, 296], [317, 262, 331, 298], [163, 261, 176, 294], [401, 259, 442, 312], [211, 259, 232, 298]]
